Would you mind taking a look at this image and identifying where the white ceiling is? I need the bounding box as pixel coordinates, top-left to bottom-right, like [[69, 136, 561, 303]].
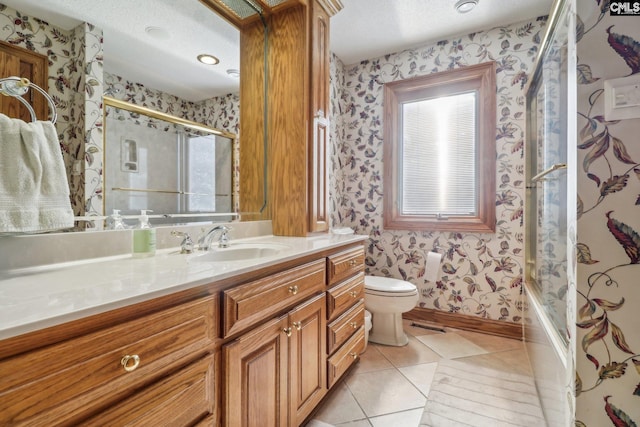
[[2, 0, 553, 101], [331, 0, 554, 65]]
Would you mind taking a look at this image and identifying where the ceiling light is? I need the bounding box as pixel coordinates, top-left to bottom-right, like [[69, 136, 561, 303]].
[[455, 0, 478, 13], [144, 26, 170, 40], [226, 69, 240, 78], [197, 54, 220, 65]]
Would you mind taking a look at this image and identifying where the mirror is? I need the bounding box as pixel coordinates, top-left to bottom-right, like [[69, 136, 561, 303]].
[[0, 0, 248, 231]]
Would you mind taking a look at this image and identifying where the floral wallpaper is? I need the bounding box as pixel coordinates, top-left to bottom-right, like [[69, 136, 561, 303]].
[[330, 17, 547, 323], [574, 2, 640, 425]]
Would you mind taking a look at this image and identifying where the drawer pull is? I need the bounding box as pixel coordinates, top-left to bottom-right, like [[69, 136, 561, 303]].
[[288, 285, 299, 295], [283, 327, 292, 337], [120, 354, 141, 372], [350, 352, 358, 360], [348, 260, 358, 266], [293, 321, 302, 331], [350, 321, 358, 329], [349, 291, 358, 298]]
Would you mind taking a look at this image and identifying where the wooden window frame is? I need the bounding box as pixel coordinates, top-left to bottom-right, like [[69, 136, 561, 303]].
[[383, 61, 497, 233]]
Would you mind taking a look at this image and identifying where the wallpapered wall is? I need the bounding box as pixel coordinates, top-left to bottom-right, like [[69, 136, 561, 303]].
[[574, 3, 640, 425], [329, 16, 547, 324]]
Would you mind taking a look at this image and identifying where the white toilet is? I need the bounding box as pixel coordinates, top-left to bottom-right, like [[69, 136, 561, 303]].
[[364, 276, 419, 346]]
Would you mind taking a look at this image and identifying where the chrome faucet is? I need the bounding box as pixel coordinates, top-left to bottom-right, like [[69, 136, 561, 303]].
[[198, 225, 231, 250], [171, 231, 194, 254]]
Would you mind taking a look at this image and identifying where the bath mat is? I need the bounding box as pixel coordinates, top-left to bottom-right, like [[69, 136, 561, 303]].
[[421, 358, 546, 427]]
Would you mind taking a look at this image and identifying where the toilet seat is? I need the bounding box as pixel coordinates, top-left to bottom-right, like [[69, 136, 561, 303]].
[[365, 288, 417, 297], [364, 276, 417, 293]]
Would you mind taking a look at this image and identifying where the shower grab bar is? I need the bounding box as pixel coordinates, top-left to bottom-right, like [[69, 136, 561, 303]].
[[530, 163, 567, 183], [0, 76, 57, 124]]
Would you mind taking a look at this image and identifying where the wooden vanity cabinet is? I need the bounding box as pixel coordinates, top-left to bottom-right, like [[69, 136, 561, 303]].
[[0, 241, 365, 427], [223, 266, 327, 427], [325, 246, 366, 387], [0, 295, 219, 426], [239, 0, 342, 236]]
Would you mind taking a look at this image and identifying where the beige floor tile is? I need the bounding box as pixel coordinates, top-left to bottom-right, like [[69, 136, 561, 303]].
[[352, 345, 394, 374], [369, 408, 423, 427], [346, 368, 426, 417], [313, 381, 366, 425], [398, 362, 439, 397], [375, 336, 441, 367], [335, 420, 372, 427], [455, 330, 524, 353], [454, 348, 534, 377], [415, 332, 489, 359]]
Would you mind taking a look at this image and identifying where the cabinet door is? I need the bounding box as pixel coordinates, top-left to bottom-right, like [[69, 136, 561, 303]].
[[224, 315, 289, 427], [0, 40, 48, 122], [288, 293, 327, 425], [308, 0, 330, 233]]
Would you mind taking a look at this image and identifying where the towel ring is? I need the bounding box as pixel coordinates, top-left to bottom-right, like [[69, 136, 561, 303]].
[[0, 76, 57, 124]]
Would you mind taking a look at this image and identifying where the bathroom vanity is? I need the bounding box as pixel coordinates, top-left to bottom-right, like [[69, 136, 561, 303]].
[[0, 233, 366, 426]]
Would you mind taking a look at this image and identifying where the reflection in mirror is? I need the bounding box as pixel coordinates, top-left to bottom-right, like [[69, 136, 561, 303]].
[[0, 0, 251, 232], [103, 97, 238, 227]]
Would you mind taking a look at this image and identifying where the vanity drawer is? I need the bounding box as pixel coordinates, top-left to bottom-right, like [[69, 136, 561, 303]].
[[0, 296, 217, 427], [80, 355, 215, 426], [327, 300, 365, 355], [327, 327, 365, 388], [223, 259, 326, 337], [327, 245, 365, 285], [326, 272, 364, 321]]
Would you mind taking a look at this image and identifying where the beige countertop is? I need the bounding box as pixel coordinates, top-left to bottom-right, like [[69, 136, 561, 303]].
[[0, 234, 367, 340]]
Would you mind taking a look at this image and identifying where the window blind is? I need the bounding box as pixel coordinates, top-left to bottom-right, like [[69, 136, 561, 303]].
[[400, 91, 477, 216]]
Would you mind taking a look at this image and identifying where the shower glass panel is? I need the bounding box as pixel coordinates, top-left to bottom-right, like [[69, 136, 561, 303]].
[[525, 2, 570, 344]]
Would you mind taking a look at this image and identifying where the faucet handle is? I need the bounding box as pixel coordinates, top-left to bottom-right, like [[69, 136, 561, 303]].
[[171, 231, 194, 254], [219, 227, 231, 248]]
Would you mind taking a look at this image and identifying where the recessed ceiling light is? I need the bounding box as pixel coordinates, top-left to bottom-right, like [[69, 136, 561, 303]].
[[197, 54, 220, 65], [144, 26, 170, 40], [226, 69, 240, 78], [455, 0, 478, 13]]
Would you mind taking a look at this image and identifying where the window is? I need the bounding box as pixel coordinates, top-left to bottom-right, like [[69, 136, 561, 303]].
[[383, 62, 496, 232]]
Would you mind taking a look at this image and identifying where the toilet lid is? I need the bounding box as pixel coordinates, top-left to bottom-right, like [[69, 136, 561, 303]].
[[364, 276, 416, 293]]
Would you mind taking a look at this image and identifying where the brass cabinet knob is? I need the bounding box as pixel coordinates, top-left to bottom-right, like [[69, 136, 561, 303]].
[[350, 321, 358, 329], [283, 327, 292, 337], [121, 354, 141, 372], [293, 321, 302, 331], [349, 291, 358, 298], [350, 352, 358, 360], [348, 259, 357, 266], [288, 285, 299, 295]]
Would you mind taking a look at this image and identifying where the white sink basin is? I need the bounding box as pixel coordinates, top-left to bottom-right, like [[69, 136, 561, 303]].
[[189, 243, 289, 263]]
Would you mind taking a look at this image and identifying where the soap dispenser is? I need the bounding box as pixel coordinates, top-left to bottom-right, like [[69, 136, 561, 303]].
[[132, 210, 156, 258], [108, 209, 126, 230]]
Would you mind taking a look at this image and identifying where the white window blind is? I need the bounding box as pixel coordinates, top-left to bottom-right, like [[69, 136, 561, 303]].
[[400, 91, 478, 216]]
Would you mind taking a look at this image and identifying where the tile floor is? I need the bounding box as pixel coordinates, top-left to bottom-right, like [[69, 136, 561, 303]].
[[306, 319, 538, 427]]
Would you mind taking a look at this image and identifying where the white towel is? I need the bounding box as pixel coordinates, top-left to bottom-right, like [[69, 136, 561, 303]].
[[0, 113, 74, 233]]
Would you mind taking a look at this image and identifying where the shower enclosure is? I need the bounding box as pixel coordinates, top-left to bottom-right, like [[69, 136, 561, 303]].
[[524, 0, 576, 425]]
